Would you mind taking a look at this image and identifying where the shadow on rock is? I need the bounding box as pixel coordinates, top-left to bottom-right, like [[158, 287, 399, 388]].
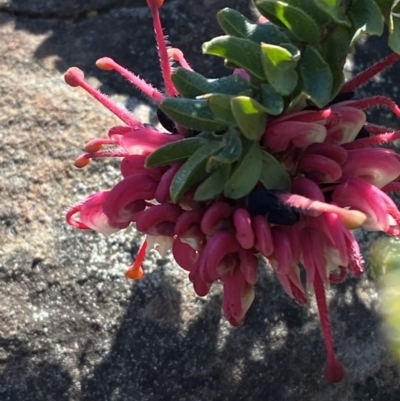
[[77, 266, 394, 401], [5, 0, 253, 100], [0, 337, 73, 400]]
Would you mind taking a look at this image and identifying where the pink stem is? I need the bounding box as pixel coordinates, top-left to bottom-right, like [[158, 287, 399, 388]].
[[341, 53, 400, 93], [342, 131, 400, 149], [314, 272, 345, 383], [347, 96, 400, 117], [364, 123, 396, 135], [64, 67, 140, 126], [75, 150, 129, 168], [96, 57, 164, 103], [148, 3, 178, 97]]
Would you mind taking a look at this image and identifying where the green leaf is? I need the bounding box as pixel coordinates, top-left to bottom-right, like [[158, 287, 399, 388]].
[[217, 7, 290, 44], [298, 45, 333, 108], [261, 84, 285, 116], [194, 164, 232, 201], [202, 36, 265, 80], [260, 84, 284, 115], [320, 24, 351, 97], [145, 137, 207, 168], [286, 0, 331, 24], [224, 140, 263, 199], [261, 43, 299, 95], [170, 141, 224, 203], [160, 98, 227, 132], [230, 96, 268, 140], [259, 151, 291, 190], [206, 94, 236, 125], [171, 67, 254, 99], [349, 0, 384, 36], [254, 0, 321, 45], [206, 128, 243, 170], [375, 0, 395, 21], [313, 0, 351, 26], [389, 1, 400, 54]]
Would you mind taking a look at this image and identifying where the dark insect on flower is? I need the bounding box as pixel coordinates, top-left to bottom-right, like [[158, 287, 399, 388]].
[[247, 189, 299, 225]]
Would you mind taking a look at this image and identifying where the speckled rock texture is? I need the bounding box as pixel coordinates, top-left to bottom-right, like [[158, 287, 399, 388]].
[[1, 1, 400, 400]]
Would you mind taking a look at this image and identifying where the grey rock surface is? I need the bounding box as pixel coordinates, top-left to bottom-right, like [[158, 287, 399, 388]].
[[0, 0, 400, 400]]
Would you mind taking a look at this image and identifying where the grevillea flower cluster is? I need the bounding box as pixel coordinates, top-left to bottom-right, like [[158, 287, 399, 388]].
[[65, 0, 400, 383]]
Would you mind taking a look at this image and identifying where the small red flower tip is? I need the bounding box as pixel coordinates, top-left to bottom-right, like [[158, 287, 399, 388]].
[[324, 359, 345, 383], [96, 57, 115, 71], [125, 263, 144, 280], [74, 154, 91, 168], [125, 240, 147, 280], [64, 67, 85, 87], [147, 0, 164, 8]]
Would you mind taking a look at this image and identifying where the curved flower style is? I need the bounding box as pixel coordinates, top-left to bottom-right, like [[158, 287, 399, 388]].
[[65, 0, 400, 383]]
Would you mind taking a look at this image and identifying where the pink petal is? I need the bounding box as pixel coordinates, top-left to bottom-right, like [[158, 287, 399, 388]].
[[110, 126, 182, 155], [333, 177, 393, 232], [340, 148, 400, 188], [233, 208, 255, 249], [136, 203, 182, 236], [253, 215, 274, 257], [172, 237, 199, 271], [299, 154, 343, 183], [304, 142, 348, 166], [103, 175, 158, 223], [223, 269, 255, 326], [238, 249, 258, 284], [120, 155, 165, 180], [68, 191, 130, 235], [300, 227, 328, 285], [326, 105, 366, 144], [198, 231, 240, 283], [264, 121, 326, 152], [270, 226, 299, 275]]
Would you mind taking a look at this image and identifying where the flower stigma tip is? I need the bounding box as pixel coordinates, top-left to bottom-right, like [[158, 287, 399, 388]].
[[96, 57, 115, 71], [125, 240, 147, 280], [64, 67, 85, 87]]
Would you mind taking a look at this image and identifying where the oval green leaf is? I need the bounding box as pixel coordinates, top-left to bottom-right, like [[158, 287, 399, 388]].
[[230, 96, 268, 140], [259, 150, 291, 190], [145, 137, 206, 168], [298, 45, 333, 108], [202, 36, 265, 80], [206, 94, 236, 125], [217, 7, 290, 44], [160, 98, 227, 132], [206, 128, 243, 171], [224, 140, 262, 199], [172, 67, 255, 99], [260, 84, 284, 115], [254, 0, 320, 45], [194, 164, 232, 201], [261, 43, 299, 95], [170, 141, 224, 203]]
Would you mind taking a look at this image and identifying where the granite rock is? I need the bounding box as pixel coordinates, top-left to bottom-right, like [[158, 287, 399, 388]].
[[0, 1, 400, 400]]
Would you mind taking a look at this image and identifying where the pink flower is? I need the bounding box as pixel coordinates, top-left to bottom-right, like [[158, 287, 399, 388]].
[[64, 0, 400, 383]]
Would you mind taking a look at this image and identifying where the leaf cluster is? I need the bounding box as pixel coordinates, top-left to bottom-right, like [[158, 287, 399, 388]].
[[146, 0, 399, 204]]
